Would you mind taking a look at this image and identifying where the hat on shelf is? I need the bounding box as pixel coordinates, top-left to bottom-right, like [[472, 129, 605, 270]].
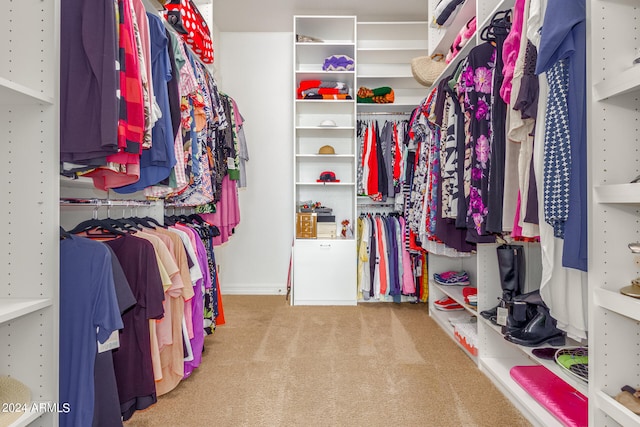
[[0, 376, 31, 426], [318, 145, 336, 155], [411, 54, 447, 87], [319, 119, 337, 127], [620, 277, 640, 298], [317, 171, 340, 183]]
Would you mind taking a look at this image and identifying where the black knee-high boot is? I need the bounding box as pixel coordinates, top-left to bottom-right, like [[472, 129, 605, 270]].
[[480, 244, 525, 323]]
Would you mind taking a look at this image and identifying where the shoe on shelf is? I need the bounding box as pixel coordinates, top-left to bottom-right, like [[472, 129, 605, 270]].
[[504, 305, 565, 347], [434, 296, 464, 311], [434, 270, 470, 286]]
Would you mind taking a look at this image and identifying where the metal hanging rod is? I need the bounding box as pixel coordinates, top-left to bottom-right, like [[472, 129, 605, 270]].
[[357, 111, 413, 116], [357, 203, 397, 208], [59, 198, 154, 207]]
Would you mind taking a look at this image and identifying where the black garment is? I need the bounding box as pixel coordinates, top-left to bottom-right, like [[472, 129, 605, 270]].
[[486, 15, 511, 233], [93, 246, 136, 427]]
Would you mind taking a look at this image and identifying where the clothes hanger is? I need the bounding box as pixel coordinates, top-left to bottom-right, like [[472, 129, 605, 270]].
[[131, 217, 158, 229], [480, 9, 512, 42], [60, 226, 71, 240], [142, 216, 166, 228], [67, 218, 126, 236]]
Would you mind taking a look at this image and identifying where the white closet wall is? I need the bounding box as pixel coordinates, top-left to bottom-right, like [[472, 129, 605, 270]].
[[215, 31, 294, 295], [1, 0, 59, 425]]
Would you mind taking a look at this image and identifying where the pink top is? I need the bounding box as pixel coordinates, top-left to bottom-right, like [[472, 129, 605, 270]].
[[500, 0, 526, 104]]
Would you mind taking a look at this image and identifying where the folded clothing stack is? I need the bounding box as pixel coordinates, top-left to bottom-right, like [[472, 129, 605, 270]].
[[323, 54, 354, 71], [357, 86, 395, 104], [433, 270, 470, 286], [462, 287, 477, 307], [297, 80, 352, 100]]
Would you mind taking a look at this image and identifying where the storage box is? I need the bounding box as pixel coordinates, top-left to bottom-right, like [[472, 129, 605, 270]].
[[316, 215, 336, 222], [317, 222, 337, 239], [296, 213, 317, 239], [453, 323, 478, 356]]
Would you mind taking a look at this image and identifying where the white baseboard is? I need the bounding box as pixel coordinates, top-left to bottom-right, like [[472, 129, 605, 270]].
[[221, 284, 287, 296]]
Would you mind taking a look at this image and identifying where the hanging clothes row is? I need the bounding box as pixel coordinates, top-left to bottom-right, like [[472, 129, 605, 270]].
[[400, 1, 587, 340], [59, 212, 224, 427], [60, 0, 249, 211], [357, 118, 410, 203], [356, 213, 422, 301]]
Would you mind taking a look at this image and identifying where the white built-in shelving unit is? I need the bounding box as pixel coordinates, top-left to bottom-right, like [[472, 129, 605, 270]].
[[356, 21, 429, 112], [291, 16, 358, 305], [588, 0, 640, 425], [424, 0, 597, 425], [1, 1, 60, 426]]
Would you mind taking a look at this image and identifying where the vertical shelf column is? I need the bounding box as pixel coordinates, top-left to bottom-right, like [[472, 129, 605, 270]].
[[292, 16, 357, 305], [1, 0, 60, 425]]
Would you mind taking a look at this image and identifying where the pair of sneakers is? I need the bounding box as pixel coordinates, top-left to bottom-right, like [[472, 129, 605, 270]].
[[434, 270, 470, 286], [434, 296, 464, 311]]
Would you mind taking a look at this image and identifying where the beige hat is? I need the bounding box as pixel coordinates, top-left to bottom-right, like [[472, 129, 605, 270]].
[[616, 390, 640, 414], [0, 376, 31, 426], [620, 277, 640, 298], [318, 145, 335, 155], [411, 54, 447, 87]]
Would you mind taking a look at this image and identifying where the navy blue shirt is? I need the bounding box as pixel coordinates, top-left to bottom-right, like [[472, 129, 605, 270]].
[[60, 236, 123, 427]]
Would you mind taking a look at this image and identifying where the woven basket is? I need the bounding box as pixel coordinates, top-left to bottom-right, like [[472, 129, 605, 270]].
[[411, 54, 447, 87]]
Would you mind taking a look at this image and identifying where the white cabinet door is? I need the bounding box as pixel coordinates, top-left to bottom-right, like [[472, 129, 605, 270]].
[[293, 239, 357, 305]]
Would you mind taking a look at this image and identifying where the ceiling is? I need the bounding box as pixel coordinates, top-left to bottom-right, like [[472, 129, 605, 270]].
[[211, 0, 428, 32]]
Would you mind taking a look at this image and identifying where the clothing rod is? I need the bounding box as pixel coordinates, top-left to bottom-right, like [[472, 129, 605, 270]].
[[357, 111, 413, 116], [60, 198, 154, 207]]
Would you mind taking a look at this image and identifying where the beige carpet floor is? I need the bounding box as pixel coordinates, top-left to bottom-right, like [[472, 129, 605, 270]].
[[124, 295, 531, 427]]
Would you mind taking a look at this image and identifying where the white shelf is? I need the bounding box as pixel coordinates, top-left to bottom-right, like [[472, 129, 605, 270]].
[[429, 307, 478, 363], [480, 358, 565, 427], [296, 126, 355, 130], [0, 77, 54, 105], [432, 282, 478, 316], [0, 298, 52, 325], [357, 63, 413, 78], [429, 0, 476, 56], [295, 69, 356, 75], [594, 287, 640, 322], [295, 99, 354, 104], [357, 21, 428, 26], [357, 41, 428, 51], [593, 65, 640, 101], [295, 182, 355, 186], [594, 390, 640, 426], [594, 184, 640, 204], [296, 154, 355, 159], [295, 41, 355, 46], [8, 407, 44, 427], [479, 317, 589, 396]]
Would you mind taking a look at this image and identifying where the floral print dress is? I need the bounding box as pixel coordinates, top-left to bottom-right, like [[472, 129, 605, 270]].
[[456, 42, 497, 243]]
